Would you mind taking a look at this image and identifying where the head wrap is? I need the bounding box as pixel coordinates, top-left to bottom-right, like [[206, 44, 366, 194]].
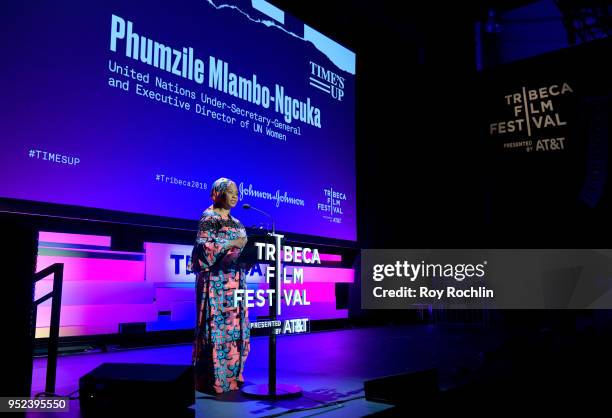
[[210, 177, 235, 203]]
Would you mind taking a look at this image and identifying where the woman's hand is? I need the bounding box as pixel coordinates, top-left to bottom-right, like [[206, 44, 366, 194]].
[[230, 237, 248, 249], [221, 246, 242, 269]]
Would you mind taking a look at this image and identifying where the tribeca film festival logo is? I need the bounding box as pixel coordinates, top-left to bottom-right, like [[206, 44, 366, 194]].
[[370, 260, 494, 300], [233, 242, 320, 334], [317, 187, 346, 224], [168, 246, 313, 334], [309, 61, 345, 101], [232, 243, 318, 312], [489, 82, 573, 153]]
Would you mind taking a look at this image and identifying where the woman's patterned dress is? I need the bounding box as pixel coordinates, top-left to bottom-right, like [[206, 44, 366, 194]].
[[192, 207, 250, 394]]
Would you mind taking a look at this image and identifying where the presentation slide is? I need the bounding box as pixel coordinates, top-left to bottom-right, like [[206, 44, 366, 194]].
[[0, 0, 356, 240]]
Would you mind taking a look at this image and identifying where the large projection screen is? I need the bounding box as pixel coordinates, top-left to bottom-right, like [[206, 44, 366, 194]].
[[1, 0, 356, 241]]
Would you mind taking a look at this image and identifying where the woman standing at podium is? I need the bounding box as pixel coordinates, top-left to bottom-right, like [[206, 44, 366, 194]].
[[191, 177, 250, 394]]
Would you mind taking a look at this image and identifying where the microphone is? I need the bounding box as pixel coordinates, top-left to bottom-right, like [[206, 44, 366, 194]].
[[243, 203, 275, 234]]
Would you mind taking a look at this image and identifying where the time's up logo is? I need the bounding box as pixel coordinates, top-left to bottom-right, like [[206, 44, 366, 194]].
[[309, 61, 345, 101]]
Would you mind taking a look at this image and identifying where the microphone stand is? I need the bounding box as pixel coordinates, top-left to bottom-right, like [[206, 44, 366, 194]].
[[244, 204, 275, 234], [241, 204, 302, 399]]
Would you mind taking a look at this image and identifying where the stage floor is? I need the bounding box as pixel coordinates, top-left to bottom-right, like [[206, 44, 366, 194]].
[[29, 324, 505, 417]]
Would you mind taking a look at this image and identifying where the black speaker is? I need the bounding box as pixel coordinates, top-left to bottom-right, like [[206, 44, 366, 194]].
[[364, 369, 439, 405], [79, 363, 194, 417]]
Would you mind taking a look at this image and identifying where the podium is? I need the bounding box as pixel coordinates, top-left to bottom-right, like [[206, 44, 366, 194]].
[[240, 232, 303, 399]]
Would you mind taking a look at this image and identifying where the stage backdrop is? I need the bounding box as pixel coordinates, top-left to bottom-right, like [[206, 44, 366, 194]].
[[0, 0, 356, 241], [34, 231, 353, 338]]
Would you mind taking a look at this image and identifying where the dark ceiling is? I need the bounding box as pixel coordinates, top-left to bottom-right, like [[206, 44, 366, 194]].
[[267, 0, 539, 52]]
